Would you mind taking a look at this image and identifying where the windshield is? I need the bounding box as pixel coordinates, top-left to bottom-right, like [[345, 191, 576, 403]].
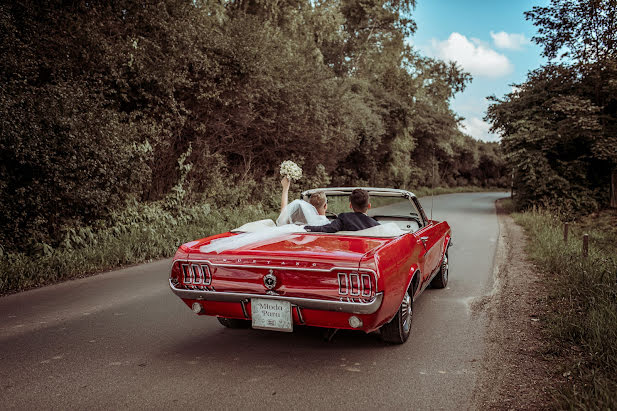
[[310, 193, 424, 233]]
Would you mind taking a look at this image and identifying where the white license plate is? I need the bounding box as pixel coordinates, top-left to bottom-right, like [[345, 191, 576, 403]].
[[251, 298, 293, 332]]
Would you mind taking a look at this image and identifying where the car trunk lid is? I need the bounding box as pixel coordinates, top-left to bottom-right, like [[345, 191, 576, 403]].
[[177, 233, 390, 301]]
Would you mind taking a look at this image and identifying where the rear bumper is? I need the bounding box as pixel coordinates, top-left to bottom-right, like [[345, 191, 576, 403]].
[[169, 280, 383, 315]]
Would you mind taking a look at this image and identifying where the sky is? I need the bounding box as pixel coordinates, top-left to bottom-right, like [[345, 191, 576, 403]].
[[409, 0, 548, 142]]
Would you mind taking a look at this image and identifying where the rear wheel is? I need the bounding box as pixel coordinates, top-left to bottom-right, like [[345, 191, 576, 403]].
[[217, 317, 251, 329], [430, 253, 449, 289], [380, 289, 412, 344]]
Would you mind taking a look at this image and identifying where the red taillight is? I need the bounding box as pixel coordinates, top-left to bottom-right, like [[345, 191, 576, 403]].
[[182, 264, 192, 285], [192, 264, 203, 285], [361, 274, 371, 297], [337, 273, 348, 295], [203, 264, 212, 285], [179, 263, 212, 288], [349, 273, 360, 296], [338, 272, 375, 299]]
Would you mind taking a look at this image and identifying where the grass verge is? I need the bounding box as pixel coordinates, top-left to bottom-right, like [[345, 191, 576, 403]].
[[0, 186, 506, 295], [0, 201, 276, 295], [512, 208, 617, 409]]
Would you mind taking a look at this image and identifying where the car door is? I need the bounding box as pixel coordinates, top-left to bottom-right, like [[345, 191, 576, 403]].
[[414, 223, 442, 284], [408, 197, 441, 284]]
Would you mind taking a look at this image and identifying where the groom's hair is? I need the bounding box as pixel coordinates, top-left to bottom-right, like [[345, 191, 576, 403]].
[[350, 189, 370, 212], [309, 191, 327, 209]]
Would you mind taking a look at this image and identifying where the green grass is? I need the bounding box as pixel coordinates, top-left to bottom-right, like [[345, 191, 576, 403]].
[[0, 200, 277, 295], [512, 209, 617, 409], [0, 185, 506, 295]]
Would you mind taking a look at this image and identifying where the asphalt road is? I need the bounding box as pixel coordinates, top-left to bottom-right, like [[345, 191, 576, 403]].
[[0, 192, 509, 410]]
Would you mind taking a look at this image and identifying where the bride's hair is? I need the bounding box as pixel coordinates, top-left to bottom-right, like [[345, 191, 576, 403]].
[[309, 191, 326, 209]]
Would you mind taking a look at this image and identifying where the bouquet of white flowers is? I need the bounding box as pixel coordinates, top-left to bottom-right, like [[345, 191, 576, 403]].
[[280, 160, 302, 181]]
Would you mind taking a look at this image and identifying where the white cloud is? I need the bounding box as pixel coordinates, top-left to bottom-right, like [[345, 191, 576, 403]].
[[490, 31, 529, 50], [460, 117, 500, 142], [430, 32, 513, 78]]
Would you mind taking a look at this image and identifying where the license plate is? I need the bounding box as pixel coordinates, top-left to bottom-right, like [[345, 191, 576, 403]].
[[251, 298, 293, 332]]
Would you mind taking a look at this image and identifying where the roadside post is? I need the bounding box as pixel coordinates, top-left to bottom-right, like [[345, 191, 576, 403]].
[[564, 222, 569, 242], [582, 234, 589, 258]]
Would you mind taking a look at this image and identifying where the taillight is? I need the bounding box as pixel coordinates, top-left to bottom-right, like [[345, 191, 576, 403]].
[[182, 264, 191, 284], [337, 273, 348, 295], [337, 272, 375, 299], [179, 263, 212, 288], [361, 274, 372, 297], [349, 273, 360, 296]]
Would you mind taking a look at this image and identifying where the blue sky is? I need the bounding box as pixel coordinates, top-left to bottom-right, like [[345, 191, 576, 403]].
[[410, 0, 548, 141]]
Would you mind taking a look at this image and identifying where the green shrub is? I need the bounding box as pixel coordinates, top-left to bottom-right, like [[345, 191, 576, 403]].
[[0, 198, 276, 295]]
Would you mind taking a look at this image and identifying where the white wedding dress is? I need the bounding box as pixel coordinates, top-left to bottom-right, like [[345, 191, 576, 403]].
[[200, 200, 328, 254], [275, 199, 328, 226]]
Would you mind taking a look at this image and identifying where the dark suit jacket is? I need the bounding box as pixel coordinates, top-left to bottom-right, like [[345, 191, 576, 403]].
[[304, 212, 379, 233]]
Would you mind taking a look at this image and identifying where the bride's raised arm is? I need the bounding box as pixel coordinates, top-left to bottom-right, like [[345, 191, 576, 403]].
[[280, 176, 290, 212]]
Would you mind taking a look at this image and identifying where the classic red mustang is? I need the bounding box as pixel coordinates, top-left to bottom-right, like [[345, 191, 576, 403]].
[[169, 187, 451, 344]]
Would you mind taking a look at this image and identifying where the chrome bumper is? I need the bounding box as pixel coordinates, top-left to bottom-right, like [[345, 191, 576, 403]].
[[169, 280, 383, 315]]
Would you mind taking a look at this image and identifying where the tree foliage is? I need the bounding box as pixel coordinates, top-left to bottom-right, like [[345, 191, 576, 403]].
[[525, 0, 617, 63], [488, 0, 617, 214], [0, 0, 506, 252]]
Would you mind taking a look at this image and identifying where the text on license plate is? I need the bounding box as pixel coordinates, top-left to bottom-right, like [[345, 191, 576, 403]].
[[251, 298, 293, 332]]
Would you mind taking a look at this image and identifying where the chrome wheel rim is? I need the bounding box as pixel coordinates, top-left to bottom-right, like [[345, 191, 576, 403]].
[[443, 255, 449, 283], [401, 292, 412, 332]]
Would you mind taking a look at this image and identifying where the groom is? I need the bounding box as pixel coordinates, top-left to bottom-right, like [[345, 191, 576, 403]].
[[304, 189, 379, 233]]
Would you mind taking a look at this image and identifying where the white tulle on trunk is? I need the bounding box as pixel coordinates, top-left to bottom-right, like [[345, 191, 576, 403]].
[[199, 224, 305, 254], [200, 200, 328, 254]]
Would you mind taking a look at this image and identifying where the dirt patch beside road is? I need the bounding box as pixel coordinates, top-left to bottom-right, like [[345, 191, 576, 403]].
[[472, 200, 561, 410]]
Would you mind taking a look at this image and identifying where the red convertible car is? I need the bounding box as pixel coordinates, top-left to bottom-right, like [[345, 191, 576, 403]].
[[169, 188, 451, 344]]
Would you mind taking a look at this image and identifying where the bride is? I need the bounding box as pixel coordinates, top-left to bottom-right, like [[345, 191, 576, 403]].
[[200, 175, 329, 253], [276, 176, 328, 226]]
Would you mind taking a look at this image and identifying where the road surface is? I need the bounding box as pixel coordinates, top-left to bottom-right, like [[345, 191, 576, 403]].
[[0, 192, 509, 410]]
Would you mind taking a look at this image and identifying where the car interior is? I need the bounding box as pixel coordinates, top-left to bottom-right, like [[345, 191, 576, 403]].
[[316, 194, 424, 234]]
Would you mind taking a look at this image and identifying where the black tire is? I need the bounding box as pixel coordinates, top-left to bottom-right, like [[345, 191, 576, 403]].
[[217, 317, 251, 329], [430, 253, 449, 289], [380, 289, 413, 344]]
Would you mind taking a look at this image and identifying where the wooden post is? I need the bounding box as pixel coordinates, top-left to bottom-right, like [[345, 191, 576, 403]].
[[564, 222, 569, 242], [582, 234, 589, 258], [510, 171, 514, 199], [611, 169, 617, 209]]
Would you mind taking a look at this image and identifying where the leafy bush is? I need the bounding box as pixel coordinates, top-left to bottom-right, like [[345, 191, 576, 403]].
[[0, 197, 276, 295], [0, 81, 153, 248]]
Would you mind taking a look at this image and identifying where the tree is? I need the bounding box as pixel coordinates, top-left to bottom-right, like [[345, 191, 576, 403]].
[[487, 0, 617, 212], [525, 0, 617, 208], [525, 0, 617, 64]]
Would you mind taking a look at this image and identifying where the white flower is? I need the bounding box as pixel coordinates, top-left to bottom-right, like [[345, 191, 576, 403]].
[[280, 160, 302, 181]]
